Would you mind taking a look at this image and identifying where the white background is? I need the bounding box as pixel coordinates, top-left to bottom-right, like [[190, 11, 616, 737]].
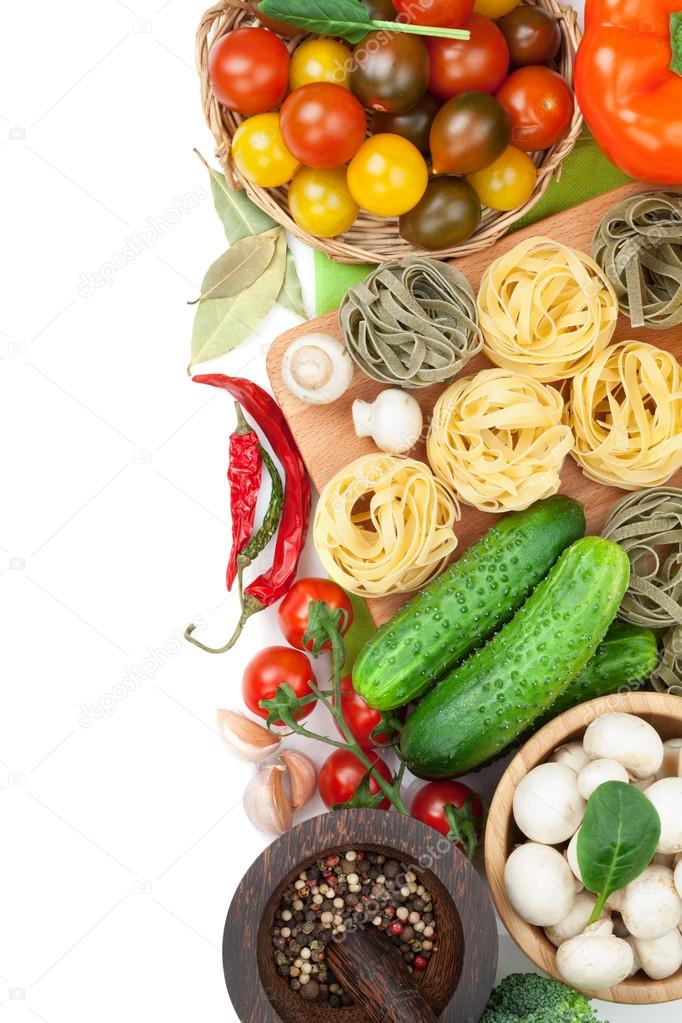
[[1, 1, 678, 1020]]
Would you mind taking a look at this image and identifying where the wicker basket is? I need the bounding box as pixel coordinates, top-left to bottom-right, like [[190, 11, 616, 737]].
[[198, 0, 584, 264]]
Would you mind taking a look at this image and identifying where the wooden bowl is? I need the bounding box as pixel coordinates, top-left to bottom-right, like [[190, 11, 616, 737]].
[[224, 809, 498, 1022], [485, 691, 682, 1004]]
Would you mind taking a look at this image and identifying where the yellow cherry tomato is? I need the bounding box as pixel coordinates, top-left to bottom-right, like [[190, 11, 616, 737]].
[[467, 145, 537, 211], [289, 38, 352, 90], [288, 166, 359, 237], [347, 134, 428, 217], [231, 112, 299, 188], [473, 0, 520, 17]]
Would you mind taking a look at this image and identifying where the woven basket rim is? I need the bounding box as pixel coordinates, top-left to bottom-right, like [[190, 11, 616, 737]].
[[197, 0, 584, 264]]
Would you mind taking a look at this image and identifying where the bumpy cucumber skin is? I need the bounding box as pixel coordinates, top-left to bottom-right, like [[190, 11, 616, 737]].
[[353, 496, 586, 711], [400, 537, 631, 779], [535, 620, 658, 727]]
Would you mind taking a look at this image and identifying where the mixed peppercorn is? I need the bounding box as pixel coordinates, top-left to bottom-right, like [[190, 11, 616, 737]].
[[271, 849, 437, 1005]]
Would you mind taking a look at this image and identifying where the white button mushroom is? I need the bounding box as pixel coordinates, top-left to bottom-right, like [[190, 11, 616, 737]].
[[567, 828, 584, 887], [544, 892, 609, 948], [578, 758, 629, 801], [633, 928, 682, 980], [624, 937, 641, 977], [621, 864, 682, 940], [646, 777, 682, 854], [556, 924, 634, 991], [504, 842, 577, 926], [513, 763, 586, 844], [583, 713, 664, 780], [656, 738, 682, 780], [282, 334, 354, 405], [675, 858, 682, 901], [352, 389, 423, 455], [551, 742, 591, 774]]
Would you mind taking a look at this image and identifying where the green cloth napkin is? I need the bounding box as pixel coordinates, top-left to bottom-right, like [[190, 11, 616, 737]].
[[320, 132, 630, 654]]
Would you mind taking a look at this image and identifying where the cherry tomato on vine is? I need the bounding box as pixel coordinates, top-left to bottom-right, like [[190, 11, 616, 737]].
[[371, 94, 441, 154], [411, 780, 485, 858], [347, 134, 428, 216], [496, 66, 574, 151], [231, 113, 299, 187], [242, 646, 317, 724], [289, 166, 359, 237], [498, 5, 561, 67], [467, 144, 537, 210], [278, 578, 354, 649], [399, 176, 481, 249], [319, 749, 393, 809], [473, 0, 519, 17], [289, 38, 352, 90], [427, 14, 509, 100], [280, 83, 366, 168], [430, 92, 511, 175], [209, 27, 289, 115], [350, 32, 429, 113], [334, 675, 394, 750], [391, 0, 473, 28]]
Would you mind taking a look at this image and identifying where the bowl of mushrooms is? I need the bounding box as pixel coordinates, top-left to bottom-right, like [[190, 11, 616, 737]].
[[485, 691, 682, 1004]]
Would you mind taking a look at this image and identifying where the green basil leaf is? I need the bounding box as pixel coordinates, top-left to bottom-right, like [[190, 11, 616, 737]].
[[190, 232, 278, 305], [278, 249, 306, 317], [259, 0, 469, 41], [190, 229, 286, 367], [578, 781, 661, 923]]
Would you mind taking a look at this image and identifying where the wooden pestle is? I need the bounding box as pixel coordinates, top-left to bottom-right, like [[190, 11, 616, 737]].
[[326, 924, 439, 1023]]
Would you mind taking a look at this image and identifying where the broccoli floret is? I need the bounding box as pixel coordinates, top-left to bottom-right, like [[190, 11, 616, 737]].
[[480, 973, 605, 1023]]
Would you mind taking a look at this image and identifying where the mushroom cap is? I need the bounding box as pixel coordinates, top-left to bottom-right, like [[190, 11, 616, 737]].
[[567, 828, 584, 887], [633, 928, 682, 980], [621, 865, 682, 940], [583, 713, 664, 780], [551, 742, 591, 774], [544, 892, 607, 948], [513, 762, 585, 844], [646, 777, 682, 854], [578, 758, 629, 801], [657, 738, 682, 780], [504, 842, 577, 926], [556, 932, 634, 991]]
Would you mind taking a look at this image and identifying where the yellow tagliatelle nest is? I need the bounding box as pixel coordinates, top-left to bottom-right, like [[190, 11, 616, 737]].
[[568, 340, 682, 490], [477, 236, 618, 381], [314, 454, 460, 597], [427, 368, 574, 512]]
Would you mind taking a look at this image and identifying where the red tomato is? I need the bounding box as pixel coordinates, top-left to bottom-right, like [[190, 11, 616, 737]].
[[242, 646, 317, 724], [334, 675, 393, 749], [318, 749, 393, 809], [208, 28, 289, 115], [392, 0, 474, 27], [278, 578, 353, 651], [427, 14, 509, 100], [411, 781, 485, 856], [496, 66, 574, 151], [280, 83, 367, 168]]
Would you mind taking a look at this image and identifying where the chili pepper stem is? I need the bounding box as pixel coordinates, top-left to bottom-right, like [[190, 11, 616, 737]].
[[184, 595, 263, 654]]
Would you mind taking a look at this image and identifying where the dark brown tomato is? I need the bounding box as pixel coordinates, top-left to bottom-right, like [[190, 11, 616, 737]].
[[399, 176, 482, 249], [430, 92, 511, 174], [362, 0, 398, 19], [254, 4, 302, 36], [371, 94, 441, 153], [350, 32, 429, 113], [498, 5, 562, 67]]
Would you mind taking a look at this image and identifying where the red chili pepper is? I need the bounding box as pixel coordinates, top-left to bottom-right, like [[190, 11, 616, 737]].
[[185, 374, 311, 654], [227, 403, 262, 592]]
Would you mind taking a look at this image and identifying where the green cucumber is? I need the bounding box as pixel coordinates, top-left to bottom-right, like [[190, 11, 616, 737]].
[[400, 537, 631, 778], [353, 495, 585, 711]]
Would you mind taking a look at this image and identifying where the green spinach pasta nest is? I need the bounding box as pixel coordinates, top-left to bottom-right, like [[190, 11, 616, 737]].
[[339, 257, 482, 389]]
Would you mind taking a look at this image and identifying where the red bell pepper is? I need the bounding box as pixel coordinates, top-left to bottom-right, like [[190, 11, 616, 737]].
[[575, 1, 682, 183]]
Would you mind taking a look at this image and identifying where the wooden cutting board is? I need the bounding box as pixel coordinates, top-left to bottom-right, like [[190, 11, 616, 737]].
[[266, 182, 682, 626]]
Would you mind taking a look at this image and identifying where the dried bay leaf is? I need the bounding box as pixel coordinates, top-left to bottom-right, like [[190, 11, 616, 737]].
[[196, 151, 277, 244], [278, 249, 306, 317], [190, 228, 287, 368], [190, 231, 277, 305]]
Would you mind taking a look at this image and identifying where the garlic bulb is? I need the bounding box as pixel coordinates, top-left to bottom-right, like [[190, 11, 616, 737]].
[[353, 389, 423, 454], [282, 334, 353, 405]]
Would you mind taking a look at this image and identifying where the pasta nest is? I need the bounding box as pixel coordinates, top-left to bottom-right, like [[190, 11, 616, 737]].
[[568, 340, 682, 490], [477, 236, 618, 381], [427, 368, 574, 513], [313, 454, 459, 597]]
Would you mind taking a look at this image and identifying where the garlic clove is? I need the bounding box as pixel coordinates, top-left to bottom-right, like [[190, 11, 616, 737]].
[[280, 749, 317, 810], [244, 763, 293, 836], [216, 708, 281, 762]]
